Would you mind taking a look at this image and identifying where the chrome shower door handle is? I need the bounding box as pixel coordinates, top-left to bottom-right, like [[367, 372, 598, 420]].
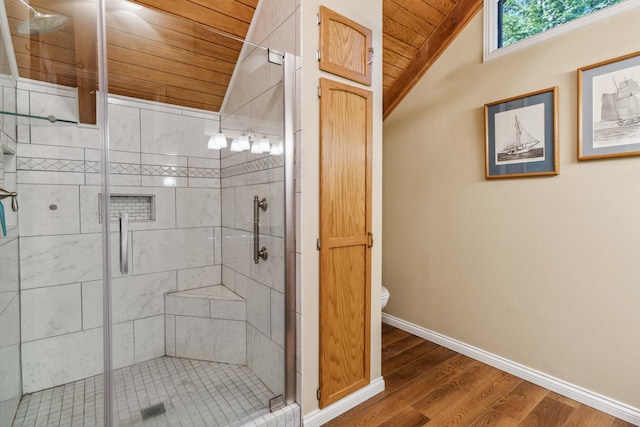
[[120, 213, 129, 274]]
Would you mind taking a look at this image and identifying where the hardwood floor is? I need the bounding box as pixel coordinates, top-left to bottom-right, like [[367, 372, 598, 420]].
[[324, 324, 637, 427]]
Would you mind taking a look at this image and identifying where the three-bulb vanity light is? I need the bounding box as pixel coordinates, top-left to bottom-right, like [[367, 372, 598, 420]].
[[208, 127, 282, 155]]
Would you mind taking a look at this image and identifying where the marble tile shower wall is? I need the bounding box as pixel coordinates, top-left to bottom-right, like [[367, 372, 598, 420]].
[[218, 1, 293, 393], [15, 81, 224, 394], [0, 85, 21, 427]]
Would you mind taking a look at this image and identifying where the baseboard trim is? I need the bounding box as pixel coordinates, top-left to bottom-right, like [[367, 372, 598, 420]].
[[382, 313, 640, 426], [302, 377, 385, 427]]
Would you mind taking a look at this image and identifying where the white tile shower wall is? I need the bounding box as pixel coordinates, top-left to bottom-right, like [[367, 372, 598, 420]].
[[219, 38, 288, 395], [0, 236, 21, 427], [16, 83, 225, 392], [0, 81, 21, 427]]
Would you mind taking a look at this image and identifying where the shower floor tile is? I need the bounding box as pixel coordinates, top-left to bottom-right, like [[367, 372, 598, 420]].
[[12, 356, 273, 427]]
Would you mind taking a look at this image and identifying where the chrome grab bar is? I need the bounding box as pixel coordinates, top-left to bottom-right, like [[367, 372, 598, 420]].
[[120, 213, 129, 274], [253, 195, 268, 263], [0, 187, 18, 212]]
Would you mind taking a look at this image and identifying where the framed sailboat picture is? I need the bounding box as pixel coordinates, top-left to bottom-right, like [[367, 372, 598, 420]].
[[484, 87, 559, 179], [578, 51, 640, 160]]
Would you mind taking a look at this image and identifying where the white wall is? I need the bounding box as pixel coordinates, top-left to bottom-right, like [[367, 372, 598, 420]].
[[298, 0, 383, 418], [383, 9, 640, 413]]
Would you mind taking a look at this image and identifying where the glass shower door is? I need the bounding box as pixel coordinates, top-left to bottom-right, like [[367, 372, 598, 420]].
[[0, 0, 112, 425], [103, 2, 291, 425]]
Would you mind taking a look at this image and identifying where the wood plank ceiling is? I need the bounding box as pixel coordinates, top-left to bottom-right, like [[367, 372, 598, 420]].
[[5, 0, 256, 120], [382, 0, 482, 119], [4, 0, 481, 121]]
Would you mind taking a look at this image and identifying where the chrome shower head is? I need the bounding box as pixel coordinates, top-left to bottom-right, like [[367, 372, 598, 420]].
[[15, 0, 68, 35]]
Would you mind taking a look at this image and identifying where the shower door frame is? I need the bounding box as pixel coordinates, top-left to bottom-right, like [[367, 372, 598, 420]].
[[95, 2, 298, 422]]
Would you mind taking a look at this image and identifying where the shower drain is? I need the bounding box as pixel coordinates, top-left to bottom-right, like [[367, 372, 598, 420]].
[[140, 403, 166, 420]]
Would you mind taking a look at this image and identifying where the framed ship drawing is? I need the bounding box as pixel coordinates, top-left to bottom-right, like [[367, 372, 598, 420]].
[[578, 51, 640, 160], [484, 87, 559, 179]]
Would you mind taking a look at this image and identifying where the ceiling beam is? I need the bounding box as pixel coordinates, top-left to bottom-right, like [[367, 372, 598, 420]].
[[383, 0, 482, 120]]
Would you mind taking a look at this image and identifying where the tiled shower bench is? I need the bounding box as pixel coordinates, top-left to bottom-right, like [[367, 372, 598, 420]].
[[164, 285, 247, 364]]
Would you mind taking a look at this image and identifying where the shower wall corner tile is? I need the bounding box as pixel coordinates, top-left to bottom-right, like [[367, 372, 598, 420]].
[[21, 328, 103, 393], [0, 345, 20, 425], [133, 315, 165, 364], [177, 265, 222, 291], [0, 239, 19, 294], [0, 295, 19, 347], [234, 275, 271, 338], [221, 266, 237, 292], [221, 188, 236, 228], [165, 314, 176, 356], [113, 321, 134, 369], [81, 280, 102, 330], [250, 235, 285, 293], [247, 324, 284, 396], [270, 290, 285, 348], [214, 227, 222, 266], [221, 228, 251, 277], [20, 283, 82, 342]]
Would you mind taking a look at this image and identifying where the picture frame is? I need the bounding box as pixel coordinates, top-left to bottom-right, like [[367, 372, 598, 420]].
[[484, 87, 559, 179], [578, 51, 640, 160]]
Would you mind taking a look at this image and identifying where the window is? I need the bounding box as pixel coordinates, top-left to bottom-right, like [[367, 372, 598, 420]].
[[484, 0, 640, 60]]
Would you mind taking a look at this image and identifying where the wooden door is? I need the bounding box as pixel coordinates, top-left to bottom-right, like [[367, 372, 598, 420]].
[[318, 6, 373, 86], [319, 77, 373, 408]]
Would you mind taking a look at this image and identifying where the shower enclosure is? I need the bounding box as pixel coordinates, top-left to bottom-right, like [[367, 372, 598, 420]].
[[0, 0, 297, 425]]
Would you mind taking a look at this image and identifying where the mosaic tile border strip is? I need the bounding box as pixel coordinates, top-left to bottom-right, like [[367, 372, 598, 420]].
[[221, 156, 283, 178], [17, 157, 220, 178], [18, 158, 85, 173]]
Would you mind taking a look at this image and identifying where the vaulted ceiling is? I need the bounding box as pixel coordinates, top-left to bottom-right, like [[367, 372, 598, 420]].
[[3, 0, 481, 121]]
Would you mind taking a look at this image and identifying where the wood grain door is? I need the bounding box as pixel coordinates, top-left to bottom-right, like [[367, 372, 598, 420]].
[[318, 6, 373, 86], [319, 77, 373, 408]]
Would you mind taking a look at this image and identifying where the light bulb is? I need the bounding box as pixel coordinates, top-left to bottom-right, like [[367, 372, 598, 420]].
[[258, 136, 270, 152], [230, 138, 242, 152], [238, 134, 250, 151], [270, 141, 283, 156], [213, 133, 227, 149], [250, 139, 263, 153]]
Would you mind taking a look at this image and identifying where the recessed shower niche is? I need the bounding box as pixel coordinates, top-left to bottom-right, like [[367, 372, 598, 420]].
[[99, 194, 156, 223]]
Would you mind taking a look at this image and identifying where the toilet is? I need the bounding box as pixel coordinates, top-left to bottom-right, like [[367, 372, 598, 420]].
[[381, 286, 390, 310]]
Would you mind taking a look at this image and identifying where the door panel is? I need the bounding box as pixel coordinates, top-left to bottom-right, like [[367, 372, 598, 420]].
[[319, 6, 373, 86], [319, 78, 372, 407]]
